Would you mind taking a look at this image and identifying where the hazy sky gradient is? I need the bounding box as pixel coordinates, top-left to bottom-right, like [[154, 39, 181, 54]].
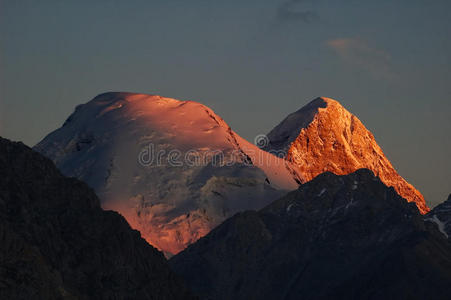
[[1, 0, 450, 206]]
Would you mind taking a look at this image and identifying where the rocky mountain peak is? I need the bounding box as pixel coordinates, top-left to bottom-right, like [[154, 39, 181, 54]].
[[265, 97, 429, 214]]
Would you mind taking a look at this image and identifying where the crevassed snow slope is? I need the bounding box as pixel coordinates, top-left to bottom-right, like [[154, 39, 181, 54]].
[[34, 92, 301, 255]]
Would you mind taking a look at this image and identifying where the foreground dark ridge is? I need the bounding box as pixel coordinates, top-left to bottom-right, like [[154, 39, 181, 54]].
[[170, 169, 451, 300], [0, 137, 194, 299]]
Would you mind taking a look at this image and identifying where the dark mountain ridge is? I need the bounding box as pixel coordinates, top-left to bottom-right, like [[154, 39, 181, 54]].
[[170, 169, 451, 300], [0, 137, 194, 299]]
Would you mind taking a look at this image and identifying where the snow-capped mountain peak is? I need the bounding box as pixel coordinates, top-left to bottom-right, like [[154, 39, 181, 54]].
[[264, 97, 429, 214], [34, 92, 301, 255]]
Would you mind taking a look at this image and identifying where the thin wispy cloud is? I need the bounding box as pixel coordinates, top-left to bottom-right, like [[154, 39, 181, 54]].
[[277, 0, 319, 23], [326, 38, 395, 79]]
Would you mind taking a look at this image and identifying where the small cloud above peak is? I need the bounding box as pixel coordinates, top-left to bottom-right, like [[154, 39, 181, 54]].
[[326, 38, 395, 79]]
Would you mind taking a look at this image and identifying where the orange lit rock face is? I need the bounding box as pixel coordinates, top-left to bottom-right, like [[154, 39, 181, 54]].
[[266, 97, 429, 214]]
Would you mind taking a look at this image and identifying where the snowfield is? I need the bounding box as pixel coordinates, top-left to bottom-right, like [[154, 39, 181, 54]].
[[34, 92, 302, 255]]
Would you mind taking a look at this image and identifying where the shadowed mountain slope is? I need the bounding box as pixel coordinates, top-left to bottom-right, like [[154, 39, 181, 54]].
[[0, 137, 194, 299], [170, 169, 451, 300]]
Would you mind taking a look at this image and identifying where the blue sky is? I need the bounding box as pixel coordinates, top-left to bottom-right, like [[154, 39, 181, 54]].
[[0, 0, 450, 206]]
